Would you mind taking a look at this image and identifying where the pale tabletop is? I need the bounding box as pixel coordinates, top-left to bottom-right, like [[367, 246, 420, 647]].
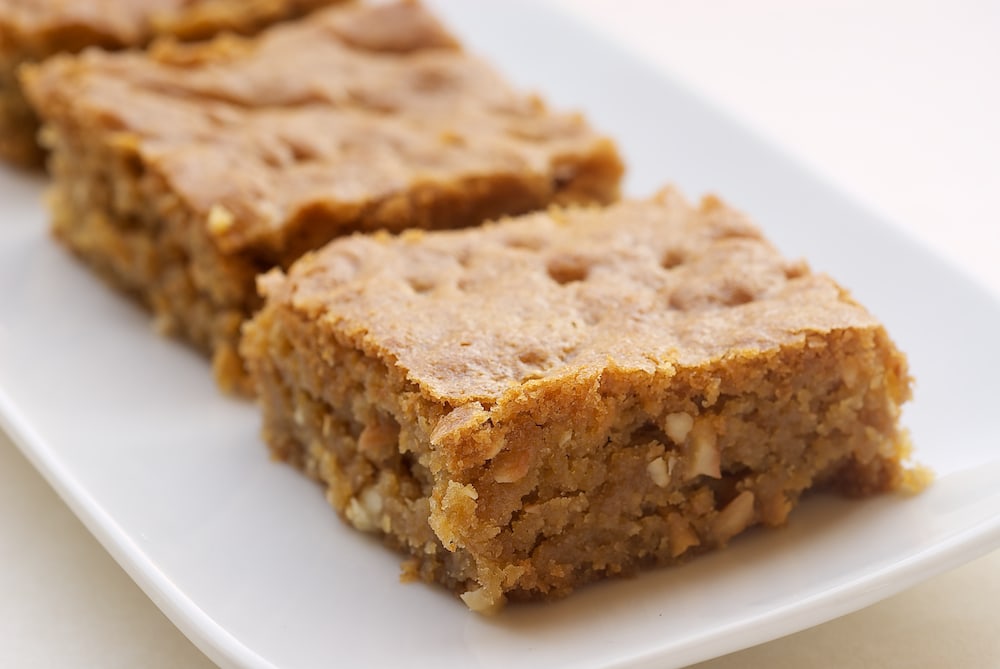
[[2, 1, 998, 667]]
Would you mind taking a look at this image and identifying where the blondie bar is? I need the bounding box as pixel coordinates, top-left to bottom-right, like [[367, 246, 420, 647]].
[[241, 188, 920, 612], [21, 1, 623, 391], [1, 0, 342, 166]]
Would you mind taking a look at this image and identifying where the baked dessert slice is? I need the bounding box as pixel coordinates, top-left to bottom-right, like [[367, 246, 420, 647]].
[[0, 0, 344, 167], [241, 188, 922, 612], [20, 1, 623, 391]]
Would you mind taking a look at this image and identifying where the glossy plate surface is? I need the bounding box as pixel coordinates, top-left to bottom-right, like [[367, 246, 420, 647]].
[[1, 2, 998, 667]]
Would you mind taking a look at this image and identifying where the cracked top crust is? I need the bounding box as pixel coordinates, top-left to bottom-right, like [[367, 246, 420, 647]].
[[262, 188, 885, 403], [21, 1, 621, 257]]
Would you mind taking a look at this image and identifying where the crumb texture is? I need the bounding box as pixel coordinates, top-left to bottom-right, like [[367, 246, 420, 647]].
[[243, 190, 917, 611]]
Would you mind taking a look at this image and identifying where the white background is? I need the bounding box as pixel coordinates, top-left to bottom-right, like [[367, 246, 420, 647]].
[[2, 1, 997, 666]]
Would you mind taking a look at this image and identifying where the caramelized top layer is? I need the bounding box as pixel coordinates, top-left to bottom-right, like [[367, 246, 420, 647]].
[[264, 188, 886, 403], [23, 2, 621, 258]]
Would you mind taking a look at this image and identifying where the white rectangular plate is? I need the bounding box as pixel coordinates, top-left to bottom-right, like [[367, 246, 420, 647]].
[[1, 2, 998, 668]]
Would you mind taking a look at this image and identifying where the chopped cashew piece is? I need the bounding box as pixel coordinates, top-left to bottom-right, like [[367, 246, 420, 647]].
[[688, 421, 721, 478], [345, 497, 376, 533], [714, 491, 756, 543], [664, 412, 694, 444], [647, 457, 670, 487], [460, 587, 504, 614], [207, 204, 235, 234]]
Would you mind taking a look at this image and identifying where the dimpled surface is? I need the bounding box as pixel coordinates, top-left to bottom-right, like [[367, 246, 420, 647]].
[[278, 188, 875, 403]]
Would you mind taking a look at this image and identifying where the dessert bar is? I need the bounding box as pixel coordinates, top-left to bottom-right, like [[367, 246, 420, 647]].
[[242, 188, 919, 611]]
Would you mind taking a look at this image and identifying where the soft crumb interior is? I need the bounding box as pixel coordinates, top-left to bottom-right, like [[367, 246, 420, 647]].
[[244, 298, 913, 611], [0, 59, 43, 166], [44, 126, 260, 391]]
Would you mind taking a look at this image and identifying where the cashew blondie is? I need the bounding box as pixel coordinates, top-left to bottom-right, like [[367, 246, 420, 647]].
[[21, 1, 622, 391], [241, 188, 921, 612], [1, 0, 343, 166]]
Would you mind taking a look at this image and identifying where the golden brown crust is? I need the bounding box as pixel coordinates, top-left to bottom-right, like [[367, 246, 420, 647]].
[[272, 189, 886, 404], [0, 0, 342, 57], [0, 0, 346, 167], [242, 191, 918, 611]]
